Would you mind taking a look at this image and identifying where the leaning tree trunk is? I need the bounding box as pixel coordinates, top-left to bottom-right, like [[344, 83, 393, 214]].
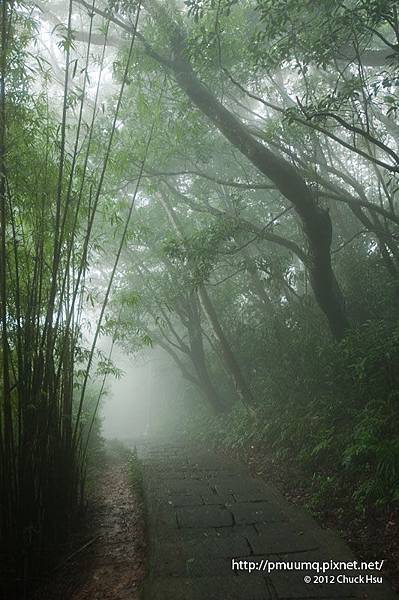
[[137, 2, 349, 339], [75, 0, 349, 338], [154, 335, 200, 388], [186, 292, 228, 413], [156, 193, 248, 410], [169, 50, 348, 339], [198, 284, 255, 411]]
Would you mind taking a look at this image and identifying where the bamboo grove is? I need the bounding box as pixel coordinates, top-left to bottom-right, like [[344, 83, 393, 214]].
[[0, 1, 149, 595]]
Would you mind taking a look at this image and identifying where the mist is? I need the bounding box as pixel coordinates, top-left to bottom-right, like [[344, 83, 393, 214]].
[[98, 341, 192, 442]]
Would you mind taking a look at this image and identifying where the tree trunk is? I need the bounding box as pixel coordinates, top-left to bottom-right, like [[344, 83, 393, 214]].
[[76, 0, 350, 338], [186, 292, 228, 413], [158, 193, 255, 407], [198, 284, 255, 410], [145, 18, 349, 338]]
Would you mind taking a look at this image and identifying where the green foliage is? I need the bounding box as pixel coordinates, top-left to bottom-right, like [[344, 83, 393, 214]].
[[106, 438, 131, 463], [187, 317, 399, 513], [252, 0, 397, 70], [164, 217, 240, 285]]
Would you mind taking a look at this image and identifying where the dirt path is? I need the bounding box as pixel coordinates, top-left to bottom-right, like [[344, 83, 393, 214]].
[[37, 458, 146, 600]]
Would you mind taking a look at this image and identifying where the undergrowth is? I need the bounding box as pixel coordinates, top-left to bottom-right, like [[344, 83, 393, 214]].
[[187, 320, 399, 516]]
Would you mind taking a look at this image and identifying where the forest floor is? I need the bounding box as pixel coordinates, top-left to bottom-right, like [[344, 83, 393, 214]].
[[240, 446, 399, 596], [35, 452, 146, 600]]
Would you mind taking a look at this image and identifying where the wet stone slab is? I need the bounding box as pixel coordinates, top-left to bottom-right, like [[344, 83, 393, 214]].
[[229, 501, 287, 525], [146, 477, 213, 497], [266, 570, 357, 599], [186, 556, 233, 577], [183, 534, 252, 559], [247, 523, 319, 554], [214, 477, 272, 500], [168, 494, 204, 507], [176, 505, 234, 528], [201, 492, 235, 505], [140, 440, 397, 600], [145, 575, 271, 600], [179, 524, 257, 542]]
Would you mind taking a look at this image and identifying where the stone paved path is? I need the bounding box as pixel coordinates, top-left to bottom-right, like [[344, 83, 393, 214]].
[[138, 440, 395, 600]]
